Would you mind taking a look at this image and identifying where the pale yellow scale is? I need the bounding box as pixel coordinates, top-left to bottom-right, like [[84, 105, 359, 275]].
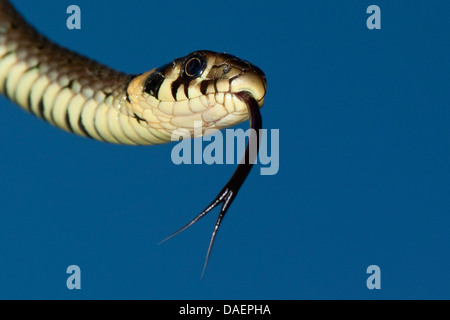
[[0, 52, 16, 93], [105, 107, 135, 145], [29, 76, 50, 116], [6, 59, 29, 97], [117, 114, 152, 145], [93, 102, 120, 143], [42, 82, 63, 125], [51, 87, 73, 131], [125, 116, 166, 144], [79, 99, 104, 141], [173, 100, 191, 116], [14, 67, 39, 109], [66, 94, 87, 136]]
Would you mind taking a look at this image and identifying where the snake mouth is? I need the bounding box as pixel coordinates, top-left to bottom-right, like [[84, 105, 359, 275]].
[[229, 71, 267, 107], [215, 55, 267, 107]]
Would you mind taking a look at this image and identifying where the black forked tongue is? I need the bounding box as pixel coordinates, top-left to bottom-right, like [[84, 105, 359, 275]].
[[159, 91, 262, 277]]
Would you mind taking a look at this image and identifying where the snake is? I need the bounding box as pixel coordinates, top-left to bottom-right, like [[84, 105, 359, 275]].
[[0, 0, 267, 274]]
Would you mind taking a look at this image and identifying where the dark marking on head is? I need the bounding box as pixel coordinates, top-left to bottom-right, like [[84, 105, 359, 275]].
[[200, 81, 209, 95], [123, 75, 136, 103], [171, 77, 183, 100], [143, 72, 164, 98], [183, 81, 190, 99]]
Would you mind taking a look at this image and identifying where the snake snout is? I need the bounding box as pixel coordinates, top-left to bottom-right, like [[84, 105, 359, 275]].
[[227, 59, 267, 107]]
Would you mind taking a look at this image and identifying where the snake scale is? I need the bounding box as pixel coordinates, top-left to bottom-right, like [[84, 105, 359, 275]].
[[0, 0, 267, 273]]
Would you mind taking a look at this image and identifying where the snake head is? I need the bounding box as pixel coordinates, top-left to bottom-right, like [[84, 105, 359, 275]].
[[183, 50, 267, 106], [127, 50, 266, 139]]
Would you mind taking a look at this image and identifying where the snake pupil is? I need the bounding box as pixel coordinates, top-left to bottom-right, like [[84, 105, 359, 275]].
[[184, 57, 205, 78]]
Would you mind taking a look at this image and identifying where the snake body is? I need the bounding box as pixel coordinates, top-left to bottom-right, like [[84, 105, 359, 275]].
[[0, 0, 267, 272]]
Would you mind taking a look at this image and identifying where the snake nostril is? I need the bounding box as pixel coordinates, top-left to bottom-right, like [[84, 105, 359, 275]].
[[223, 65, 231, 74]]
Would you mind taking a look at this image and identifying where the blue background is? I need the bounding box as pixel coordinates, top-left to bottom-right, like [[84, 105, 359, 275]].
[[0, 0, 449, 299]]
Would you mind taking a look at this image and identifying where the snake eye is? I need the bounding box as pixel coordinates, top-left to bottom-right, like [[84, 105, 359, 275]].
[[183, 56, 206, 78]]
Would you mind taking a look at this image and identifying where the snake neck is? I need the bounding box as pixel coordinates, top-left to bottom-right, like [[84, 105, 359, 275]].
[[0, 1, 132, 104], [0, 0, 171, 145]]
